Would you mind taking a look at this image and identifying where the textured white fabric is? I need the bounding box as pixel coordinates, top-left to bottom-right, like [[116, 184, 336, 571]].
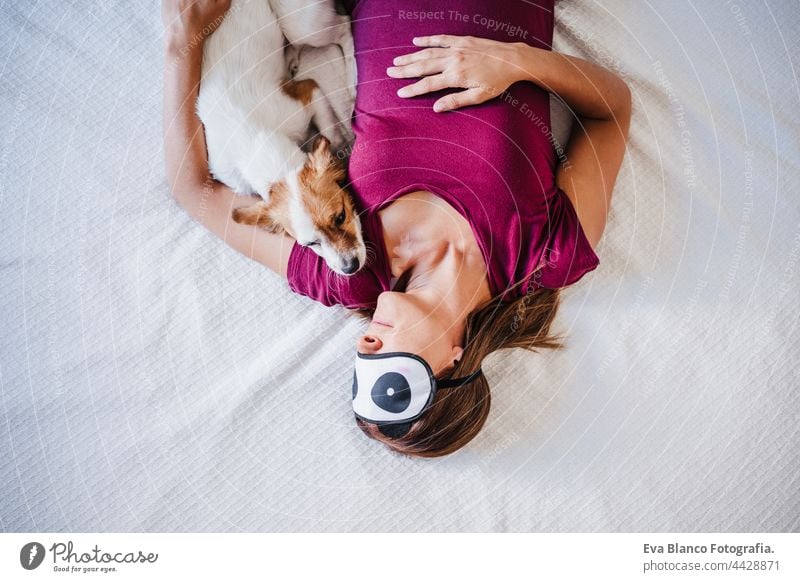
[[0, 1, 798, 532]]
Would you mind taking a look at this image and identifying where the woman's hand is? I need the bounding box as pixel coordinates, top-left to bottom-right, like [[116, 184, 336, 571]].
[[389, 34, 632, 250], [161, 0, 231, 49], [387, 35, 531, 112]]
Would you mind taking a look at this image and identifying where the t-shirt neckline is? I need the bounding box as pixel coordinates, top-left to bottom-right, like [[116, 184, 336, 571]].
[[367, 182, 498, 297]]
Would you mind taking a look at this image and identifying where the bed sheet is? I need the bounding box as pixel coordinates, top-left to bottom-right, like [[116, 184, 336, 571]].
[[1, 0, 798, 532]]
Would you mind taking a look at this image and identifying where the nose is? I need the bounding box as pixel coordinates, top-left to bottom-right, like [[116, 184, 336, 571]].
[[357, 334, 383, 353], [341, 256, 360, 275]]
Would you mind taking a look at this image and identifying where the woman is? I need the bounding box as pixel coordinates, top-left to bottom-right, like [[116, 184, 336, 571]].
[[162, 0, 631, 457]]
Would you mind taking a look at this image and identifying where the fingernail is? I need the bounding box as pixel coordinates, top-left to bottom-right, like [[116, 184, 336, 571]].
[[397, 88, 408, 97], [433, 103, 446, 112], [392, 56, 402, 65], [386, 67, 397, 76]]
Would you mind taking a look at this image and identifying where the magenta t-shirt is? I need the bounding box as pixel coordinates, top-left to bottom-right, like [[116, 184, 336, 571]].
[[287, 0, 599, 309]]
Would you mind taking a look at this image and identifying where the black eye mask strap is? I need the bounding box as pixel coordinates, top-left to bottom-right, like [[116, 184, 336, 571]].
[[437, 367, 484, 388]]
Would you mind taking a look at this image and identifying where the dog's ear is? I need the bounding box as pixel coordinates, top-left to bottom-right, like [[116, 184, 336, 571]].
[[306, 135, 345, 182], [311, 134, 331, 156], [306, 135, 332, 172], [231, 201, 283, 233]]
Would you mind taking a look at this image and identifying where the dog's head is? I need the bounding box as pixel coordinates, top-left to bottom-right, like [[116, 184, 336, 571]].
[[232, 136, 366, 276]]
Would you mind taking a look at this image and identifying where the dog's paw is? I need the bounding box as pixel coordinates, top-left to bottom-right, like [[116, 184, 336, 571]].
[[285, 44, 301, 78]]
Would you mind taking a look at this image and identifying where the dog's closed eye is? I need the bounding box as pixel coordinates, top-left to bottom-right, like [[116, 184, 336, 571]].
[[334, 209, 346, 227]]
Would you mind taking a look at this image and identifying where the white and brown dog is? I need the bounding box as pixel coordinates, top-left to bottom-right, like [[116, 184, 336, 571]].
[[197, 0, 365, 275]]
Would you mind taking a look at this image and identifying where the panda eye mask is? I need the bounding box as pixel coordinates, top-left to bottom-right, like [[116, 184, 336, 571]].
[[352, 352, 483, 438]]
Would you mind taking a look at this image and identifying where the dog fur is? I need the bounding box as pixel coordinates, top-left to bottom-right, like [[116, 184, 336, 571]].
[[197, 0, 365, 275]]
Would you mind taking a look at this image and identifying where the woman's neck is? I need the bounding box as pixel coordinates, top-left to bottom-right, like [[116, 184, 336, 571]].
[[378, 191, 492, 319]]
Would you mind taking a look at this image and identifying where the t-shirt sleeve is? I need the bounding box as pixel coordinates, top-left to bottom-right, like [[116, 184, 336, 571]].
[[286, 242, 384, 309], [526, 188, 600, 291], [286, 242, 337, 307]]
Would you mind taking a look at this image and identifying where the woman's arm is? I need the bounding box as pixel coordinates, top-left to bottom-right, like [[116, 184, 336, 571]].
[[162, 0, 293, 277], [388, 35, 632, 249]]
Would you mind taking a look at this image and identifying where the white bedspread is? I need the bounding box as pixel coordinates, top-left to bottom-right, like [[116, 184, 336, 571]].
[[1, 1, 798, 532]]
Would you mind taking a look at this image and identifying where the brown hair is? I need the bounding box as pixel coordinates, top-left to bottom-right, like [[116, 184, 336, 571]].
[[352, 282, 563, 458]]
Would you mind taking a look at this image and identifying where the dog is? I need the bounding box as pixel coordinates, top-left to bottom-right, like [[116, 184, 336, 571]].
[[197, 0, 365, 275]]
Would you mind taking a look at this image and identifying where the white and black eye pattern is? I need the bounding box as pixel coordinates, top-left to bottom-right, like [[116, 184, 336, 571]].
[[370, 372, 411, 413], [351, 353, 435, 424]]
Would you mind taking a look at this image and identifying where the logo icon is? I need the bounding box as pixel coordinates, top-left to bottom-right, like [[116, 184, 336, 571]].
[[20, 542, 45, 570]]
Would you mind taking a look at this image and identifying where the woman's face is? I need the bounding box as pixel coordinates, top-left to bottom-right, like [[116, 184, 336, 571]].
[[357, 291, 464, 376]]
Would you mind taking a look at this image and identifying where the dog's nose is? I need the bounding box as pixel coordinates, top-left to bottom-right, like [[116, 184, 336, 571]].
[[341, 257, 360, 275]]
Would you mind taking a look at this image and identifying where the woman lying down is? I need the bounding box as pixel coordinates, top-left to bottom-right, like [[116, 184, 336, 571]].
[[161, 0, 631, 457]]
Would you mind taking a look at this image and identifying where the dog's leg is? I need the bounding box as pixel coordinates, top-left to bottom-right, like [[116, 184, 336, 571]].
[[336, 18, 357, 104], [293, 42, 355, 145], [282, 78, 346, 152], [285, 42, 300, 78], [269, 0, 342, 47], [309, 88, 347, 153]]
